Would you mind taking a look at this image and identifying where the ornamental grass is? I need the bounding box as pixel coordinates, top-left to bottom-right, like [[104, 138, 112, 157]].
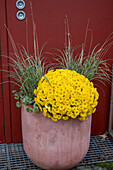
[[2, 5, 47, 112], [2, 12, 113, 120], [33, 17, 113, 121], [51, 17, 113, 84]]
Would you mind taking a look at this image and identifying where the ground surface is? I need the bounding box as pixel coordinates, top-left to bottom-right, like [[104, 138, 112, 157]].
[[0, 135, 113, 169]]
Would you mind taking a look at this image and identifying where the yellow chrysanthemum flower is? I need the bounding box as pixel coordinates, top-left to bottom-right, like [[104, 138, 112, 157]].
[[34, 69, 99, 121]]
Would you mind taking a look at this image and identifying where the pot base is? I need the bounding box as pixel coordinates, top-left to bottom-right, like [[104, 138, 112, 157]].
[[21, 105, 92, 170]]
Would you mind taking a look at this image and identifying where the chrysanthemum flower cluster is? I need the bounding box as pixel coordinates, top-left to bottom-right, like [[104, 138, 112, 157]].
[[34, 69, 99, 121]]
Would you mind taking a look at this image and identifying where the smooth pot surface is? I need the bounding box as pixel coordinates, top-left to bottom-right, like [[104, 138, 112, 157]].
[[21, 104, 92, 170]]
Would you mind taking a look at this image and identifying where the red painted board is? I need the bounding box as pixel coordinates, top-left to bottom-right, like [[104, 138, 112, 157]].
[[6, 0, 113, 143], [0, 0, 12, 143], [0, 0, 5, 143], [0, 67, 4, 143]]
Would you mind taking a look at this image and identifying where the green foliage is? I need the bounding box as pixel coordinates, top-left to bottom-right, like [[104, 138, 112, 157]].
[[23, 101, 28, 106], [96, 162, 113, 170], [77, 162, 113, 169], [26, 107, 33, 112], [8, 37, 47, 113], [33, 108, 39, 113], [2, 7, 48, 114], [14, 96, 19, 100], [9, 44, 45, 99], [3, 14, 113, 117], [12, 90, 39, 113], [43, 76, 51, 85], [16, 101, 21, 107], [12, 90, 16, 93], [53, 17, 112, 84]]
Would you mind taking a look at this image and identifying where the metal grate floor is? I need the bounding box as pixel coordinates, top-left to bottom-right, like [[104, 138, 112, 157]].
[[0, 135, 113, 170]]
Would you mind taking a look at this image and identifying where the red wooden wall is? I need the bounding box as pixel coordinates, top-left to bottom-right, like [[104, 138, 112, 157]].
[[0, 0, 12, 143], [0, 1, 5, 142], [0, 0, 113, 143], [0, 67, 4, 144]]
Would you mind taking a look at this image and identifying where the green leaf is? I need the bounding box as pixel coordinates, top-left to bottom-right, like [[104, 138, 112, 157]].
[[23, 96, 33, 104], [20, 95, 24, 99], [12, 90, 16, 93], [23, 101, 28, 106], [26, 107, 32, 112], [14, 93, 18, 96], [33, 108, 39, 114], [33, 103, 38, 108], [14, 96, 19, 100], [20, 98, 23, 101], [16, 101, 21, 107], [28, 100, 34, 104], [43, 76, 51, 85], [27, 97, 32, 101]]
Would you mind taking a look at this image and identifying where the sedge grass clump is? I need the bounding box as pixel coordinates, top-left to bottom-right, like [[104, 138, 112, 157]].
[[52, 17, 113, 83], [33, 17, 113, 121], [2, 12, 113, 117], [10, 44, 46, 113], [3, 4, 48, 113]]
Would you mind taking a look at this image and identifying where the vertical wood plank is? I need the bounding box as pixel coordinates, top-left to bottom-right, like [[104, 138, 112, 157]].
[[0, 48, 5, 143], [109, 65, 113, 138], [6, 0, 23, 143], [0, 0, 5, 143], [0, 0, 12, 143]]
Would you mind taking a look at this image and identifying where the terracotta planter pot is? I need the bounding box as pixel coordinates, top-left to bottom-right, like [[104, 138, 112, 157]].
[[21, 104, 92, 170]]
